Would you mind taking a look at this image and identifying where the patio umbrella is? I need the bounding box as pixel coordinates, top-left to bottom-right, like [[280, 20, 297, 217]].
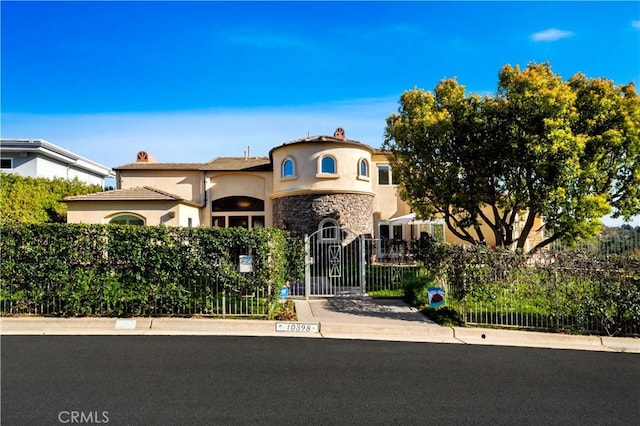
[[389, 213, 432, 225]]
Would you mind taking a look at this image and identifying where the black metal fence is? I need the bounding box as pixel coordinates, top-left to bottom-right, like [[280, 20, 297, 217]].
[[1, 273, 273, 318], [431, 246, 640, 336]]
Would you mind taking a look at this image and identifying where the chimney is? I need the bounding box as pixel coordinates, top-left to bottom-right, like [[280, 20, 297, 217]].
[[333, 127, 345, 140], [136, 151, 157, 163]]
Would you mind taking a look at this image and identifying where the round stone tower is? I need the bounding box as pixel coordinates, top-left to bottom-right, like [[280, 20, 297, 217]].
[[270, 128, 375, 237]]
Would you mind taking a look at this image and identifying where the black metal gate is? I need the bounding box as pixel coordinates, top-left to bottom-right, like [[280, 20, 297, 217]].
[[304, 227, 365, 298]]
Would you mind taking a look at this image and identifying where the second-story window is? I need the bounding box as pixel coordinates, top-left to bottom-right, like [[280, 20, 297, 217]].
[[358, 158, 369, 177], [320, 156, 336, 174], [377, 164, 398, 185], [281, 158, 295, 177]]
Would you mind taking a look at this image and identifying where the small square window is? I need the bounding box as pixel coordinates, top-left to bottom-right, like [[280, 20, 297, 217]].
[[212, 216, 226, 227], [1, 158, 12, 169], [378, 165, 390, 185], [377, 165, 398, 185], [252, 216, 265, 229]]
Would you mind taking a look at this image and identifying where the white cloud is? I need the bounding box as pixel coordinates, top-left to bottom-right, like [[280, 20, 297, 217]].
[[531, 28, 574, 42], [632, 20, 640, 30], [1, 98, 398, 168]]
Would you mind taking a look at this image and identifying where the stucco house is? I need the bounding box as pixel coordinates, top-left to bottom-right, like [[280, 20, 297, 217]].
[[64, 128, 543, 253], [0, 138, 114, 186]]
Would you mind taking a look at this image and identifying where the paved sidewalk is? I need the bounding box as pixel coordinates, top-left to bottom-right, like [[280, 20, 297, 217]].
[[294, 297, 640, 352], [1, 297, 639, 353]]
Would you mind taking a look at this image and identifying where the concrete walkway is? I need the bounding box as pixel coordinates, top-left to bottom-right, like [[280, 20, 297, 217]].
[[1, 297, 639, 353]]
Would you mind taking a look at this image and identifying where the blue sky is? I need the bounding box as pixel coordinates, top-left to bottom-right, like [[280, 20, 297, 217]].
[[2, 1, 640, 225]]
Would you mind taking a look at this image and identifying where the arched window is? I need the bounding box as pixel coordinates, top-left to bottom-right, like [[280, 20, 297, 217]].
[[281, 158, 295, 177], [212, 196, 264, 212], [358, 158, 369, 177], [108, 213, 145, 225], [319, 218, 340, 240], [320, 156, 336, 174], [211, 196, 265, 230]]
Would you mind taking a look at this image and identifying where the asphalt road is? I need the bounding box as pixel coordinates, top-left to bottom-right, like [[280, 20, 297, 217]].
[[2, 336, 638, 425]]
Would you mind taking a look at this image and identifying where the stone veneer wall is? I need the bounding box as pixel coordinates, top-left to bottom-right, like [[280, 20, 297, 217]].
[[273, 193, 374, 237]]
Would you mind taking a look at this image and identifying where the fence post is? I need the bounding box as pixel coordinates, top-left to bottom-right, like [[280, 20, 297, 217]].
[[304, 234, 311, 301], [359, 235, 366, 295], [461, 267, 467, 325], [222, 289, 226, 318], [553, 261, 559, 331]]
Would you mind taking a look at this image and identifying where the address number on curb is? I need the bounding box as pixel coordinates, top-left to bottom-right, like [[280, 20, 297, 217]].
[[275, 322, 320, 333]]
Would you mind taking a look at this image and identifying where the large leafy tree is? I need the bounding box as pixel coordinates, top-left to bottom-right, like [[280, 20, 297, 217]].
[[384, 62, 640, 253], [0, 173, 103, 225]]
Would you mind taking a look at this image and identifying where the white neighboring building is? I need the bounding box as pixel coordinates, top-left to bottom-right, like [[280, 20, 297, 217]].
[[0, 139, 114, 187]]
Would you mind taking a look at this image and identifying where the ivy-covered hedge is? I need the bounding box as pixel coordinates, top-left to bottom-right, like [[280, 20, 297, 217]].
[[0, 223, 305, 317]]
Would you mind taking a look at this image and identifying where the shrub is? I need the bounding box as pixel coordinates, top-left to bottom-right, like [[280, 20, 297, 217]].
[[271, 300, 297, 321], [421, 307, 463, 327], [402, 272, 434, 306]]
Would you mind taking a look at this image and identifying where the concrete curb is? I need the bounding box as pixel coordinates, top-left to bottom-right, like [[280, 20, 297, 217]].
[[0, 317, 324, 338], [0, 317, 152, 335], [601, 336, 640, 353], [2, 316, 638, 353], [450, 327, 618, 352], [147, 318, 322, 338], [318, 322, 460, 344]]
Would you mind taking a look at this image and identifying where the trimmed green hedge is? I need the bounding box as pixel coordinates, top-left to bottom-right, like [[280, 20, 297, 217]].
[[0, 223, 305, 317]]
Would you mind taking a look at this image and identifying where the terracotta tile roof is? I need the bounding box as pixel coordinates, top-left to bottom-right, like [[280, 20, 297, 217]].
[[283, 135, 362, 145], [114, 157, 272, 171], [201, 157, 272, 171], [63, 186, 198, 206], [269, 135, 375, 154], [114, 162, 205, 171]]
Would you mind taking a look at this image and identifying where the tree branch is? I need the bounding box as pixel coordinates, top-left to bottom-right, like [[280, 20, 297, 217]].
[[516, 208, 538, 250], [528, 232, 563, 255], [444, 212, 478, 245], [479, 207, 501, 246]]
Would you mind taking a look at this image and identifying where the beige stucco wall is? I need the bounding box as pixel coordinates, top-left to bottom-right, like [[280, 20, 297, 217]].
[[370, 154, 407, 217], [443, 206, 545, 249], [270, 142, 375, 198], [207, 172, 273, 227], [370, 152, 412, 240], [118, 170, 205, 204], [67, 201, 182, 226], [177, 204, 202, 227]]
